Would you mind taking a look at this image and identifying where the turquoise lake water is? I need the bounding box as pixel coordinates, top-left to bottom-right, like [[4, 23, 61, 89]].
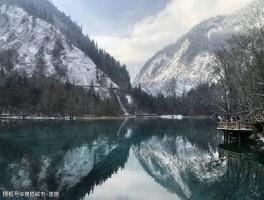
[[0, 118, 263, 200]]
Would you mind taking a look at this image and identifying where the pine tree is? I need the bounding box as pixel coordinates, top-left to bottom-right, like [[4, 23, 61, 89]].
[[6, 49, 14, 72], [34, 45, 46, 78]]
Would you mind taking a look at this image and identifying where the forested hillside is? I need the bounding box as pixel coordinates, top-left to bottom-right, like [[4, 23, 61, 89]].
[[0, 0, 131, 90], [0, 70, 122, 116], [132, 83, 217, 115], [0, 0, 132, 117]]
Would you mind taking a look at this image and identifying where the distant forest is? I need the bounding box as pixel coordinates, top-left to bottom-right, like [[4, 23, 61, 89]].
[[0, 70, 122, 116], [132, 83, 217, 116]]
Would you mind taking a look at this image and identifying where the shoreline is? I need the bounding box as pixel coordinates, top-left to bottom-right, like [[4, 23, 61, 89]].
[[75, 116, 133, 121], [0, 115, 131, 121], [0, 114, 212, 121], [182, 115, 211, 119]]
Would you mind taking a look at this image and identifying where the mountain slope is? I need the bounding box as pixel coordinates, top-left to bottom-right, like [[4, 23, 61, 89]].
[[0, 0, 131, 91], [134, 3, 251, 96], [0, 5, 116, 89]]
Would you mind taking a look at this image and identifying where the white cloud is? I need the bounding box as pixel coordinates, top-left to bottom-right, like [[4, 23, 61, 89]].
[[92, 0, 252, 81]]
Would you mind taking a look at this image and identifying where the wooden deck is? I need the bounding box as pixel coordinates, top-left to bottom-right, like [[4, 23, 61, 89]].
[[217, 111, 264, 132], [217, 121, 253, 132]]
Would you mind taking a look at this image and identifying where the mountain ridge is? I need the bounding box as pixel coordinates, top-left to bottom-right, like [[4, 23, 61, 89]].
[[0, 0, 131, 91], [134, 1, 253, 96]]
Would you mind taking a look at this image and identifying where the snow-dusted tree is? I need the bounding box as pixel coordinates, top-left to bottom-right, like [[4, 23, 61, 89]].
[[213, 0, 264, 117], [34, 45, 46, 78], [52, 39, 67, 78]]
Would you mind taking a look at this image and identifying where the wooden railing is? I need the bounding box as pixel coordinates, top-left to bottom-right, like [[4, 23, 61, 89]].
[[217, 111, 264, 131], [217, 121, 252, 131]]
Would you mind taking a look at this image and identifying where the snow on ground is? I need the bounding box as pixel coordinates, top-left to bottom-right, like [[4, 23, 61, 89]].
[[259, 136, 264, 150], [159, 115, 183, 120], [126, 95, 133, 105], [0, 115, 73, 120], [114, 90, 129, 116], [255, 134, 264, 150]]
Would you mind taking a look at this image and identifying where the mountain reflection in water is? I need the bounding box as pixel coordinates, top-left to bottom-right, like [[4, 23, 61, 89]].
[[0, 119, 263, 200]]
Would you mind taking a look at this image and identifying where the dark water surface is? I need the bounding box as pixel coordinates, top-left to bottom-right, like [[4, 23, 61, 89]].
[[0, 118, 263, 200]]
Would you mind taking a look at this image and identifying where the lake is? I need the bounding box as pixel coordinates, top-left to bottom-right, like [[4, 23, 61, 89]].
[[0, 118, 263, 200]]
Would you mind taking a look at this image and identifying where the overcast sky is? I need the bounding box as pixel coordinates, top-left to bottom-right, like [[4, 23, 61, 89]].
[[52, 0, 252, 80]]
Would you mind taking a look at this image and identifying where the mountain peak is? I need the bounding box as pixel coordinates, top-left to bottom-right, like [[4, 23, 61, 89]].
[[0, 0, 131, 93], [134, 1, 253, 96]]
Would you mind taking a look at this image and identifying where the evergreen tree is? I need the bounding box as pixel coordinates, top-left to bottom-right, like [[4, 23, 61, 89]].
[[6, 49, 14, 72], [34, 45, 46, 78]]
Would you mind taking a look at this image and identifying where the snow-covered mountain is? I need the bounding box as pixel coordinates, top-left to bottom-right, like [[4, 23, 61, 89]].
[[0, 3, 117, 89], [134, 2, 253, 96]]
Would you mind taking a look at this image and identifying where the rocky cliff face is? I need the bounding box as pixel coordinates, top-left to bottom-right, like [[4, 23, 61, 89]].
[[0, 4, 116, 88]]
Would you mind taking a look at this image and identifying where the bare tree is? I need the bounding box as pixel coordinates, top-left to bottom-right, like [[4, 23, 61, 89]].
[[213, 1, 264, 118]]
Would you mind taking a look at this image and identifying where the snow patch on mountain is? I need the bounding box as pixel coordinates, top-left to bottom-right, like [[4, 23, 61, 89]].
[[207, 26, 224, 39], [125, 95, 133, 105], [160, 115, 183, 119]]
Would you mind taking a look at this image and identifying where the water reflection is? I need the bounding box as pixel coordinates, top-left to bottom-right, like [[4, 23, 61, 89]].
[[0, 119, 263, 200], [207, 143, 264, 200]]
